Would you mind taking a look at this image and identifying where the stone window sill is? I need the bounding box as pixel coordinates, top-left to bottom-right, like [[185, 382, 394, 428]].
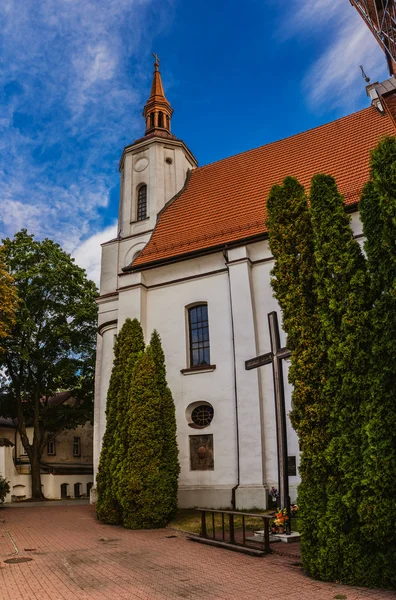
[[130, 217, 150, 225], [180, 365, 216, 375]]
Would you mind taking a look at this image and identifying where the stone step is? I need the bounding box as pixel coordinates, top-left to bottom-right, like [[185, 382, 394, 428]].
[[253, 530, 301, 544]]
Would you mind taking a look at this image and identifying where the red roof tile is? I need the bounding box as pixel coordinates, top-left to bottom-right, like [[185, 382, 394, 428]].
[[133, 105, 396, 268]]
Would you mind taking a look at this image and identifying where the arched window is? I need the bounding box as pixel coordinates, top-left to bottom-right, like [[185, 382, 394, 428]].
[[188, 304, 210, 366], [137, 185, 147, 221], [166, 115, 170, 129], [150, 113, 154, 128], [158, 111, 164, 128]]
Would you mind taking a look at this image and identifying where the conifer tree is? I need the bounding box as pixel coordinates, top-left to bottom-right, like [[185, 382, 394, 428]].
[[118, 347, 176, 529], [358, 137, 396, 588], [267, 177, 327, 574], [309, 174, 371, 584], [149, 330, 180, 518], [96, 318, 145, 524]]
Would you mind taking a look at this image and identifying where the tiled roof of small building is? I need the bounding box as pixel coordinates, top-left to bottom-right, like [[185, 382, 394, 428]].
[[133, 103, 396, 269]]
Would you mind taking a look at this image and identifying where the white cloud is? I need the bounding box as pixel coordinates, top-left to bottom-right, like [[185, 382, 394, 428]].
[[287, 0, 389, 110], [0, 0, 173, 261], [72, 222, 118, 285]]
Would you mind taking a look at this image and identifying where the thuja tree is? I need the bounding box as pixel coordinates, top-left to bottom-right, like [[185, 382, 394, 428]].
[[149, 330, 180, 518], [267, 177, 327, 573], [96, 318, 145, 524], [119, 336, 179, 529], [309, 174, 372, 584], [0, 230, 97, 500], [358, 137, 396, 588]]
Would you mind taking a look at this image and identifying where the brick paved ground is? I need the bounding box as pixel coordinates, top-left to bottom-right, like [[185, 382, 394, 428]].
[[0, 504, 394, 600]]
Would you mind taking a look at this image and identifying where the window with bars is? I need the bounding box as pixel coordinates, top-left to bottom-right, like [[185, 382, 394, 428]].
[[188, 304, 210, 367], [47, 439, 56, 456], [137, 184, 147, 221], [73, 436, 81, 457]]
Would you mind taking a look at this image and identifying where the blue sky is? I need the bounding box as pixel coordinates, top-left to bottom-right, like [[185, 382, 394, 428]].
[[0, 0, 388, 283]]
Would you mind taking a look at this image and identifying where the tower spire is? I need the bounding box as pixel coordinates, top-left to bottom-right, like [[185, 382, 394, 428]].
[[143, 54, 174, 136]]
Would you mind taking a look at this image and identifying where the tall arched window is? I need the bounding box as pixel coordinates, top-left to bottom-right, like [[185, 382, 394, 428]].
[[188, 304, 210, 366], [137, 184, 147, 221], [158, 111, 164, 128], [150, 113, 155, 128]]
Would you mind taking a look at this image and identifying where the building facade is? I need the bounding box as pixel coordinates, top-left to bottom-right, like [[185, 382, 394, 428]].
[[94, 58, 396, 509], [0, 393, 93, 502]]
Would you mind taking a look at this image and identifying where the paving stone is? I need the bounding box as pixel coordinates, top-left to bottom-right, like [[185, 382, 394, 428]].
[[0, 504, 394, 600]]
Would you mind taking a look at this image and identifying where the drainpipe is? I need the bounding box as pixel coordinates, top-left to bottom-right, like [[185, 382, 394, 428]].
[[223, 246, 240, 510]]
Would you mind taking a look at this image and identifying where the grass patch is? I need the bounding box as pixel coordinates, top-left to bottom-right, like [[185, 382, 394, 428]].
[[333, 595, 347, 600], [168, 509, 299, 535]]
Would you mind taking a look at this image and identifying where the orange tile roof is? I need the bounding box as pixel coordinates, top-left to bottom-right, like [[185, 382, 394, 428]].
[[133, 105, 396, 268]]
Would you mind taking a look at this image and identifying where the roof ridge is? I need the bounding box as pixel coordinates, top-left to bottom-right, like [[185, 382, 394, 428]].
[[196, 106, 376, 173]]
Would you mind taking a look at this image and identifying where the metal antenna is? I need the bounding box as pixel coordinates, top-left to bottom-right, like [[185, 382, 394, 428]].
[[360, 65, 371, 83]]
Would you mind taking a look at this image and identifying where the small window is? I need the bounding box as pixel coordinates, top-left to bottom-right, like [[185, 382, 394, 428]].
[[158, 111, 164, 128], [73, 436, 81, 457], [137, 184, 147, 221], [188, 304, 210, 366], [150, 112, 154, 128], [191, 405, 214, 428], [47, 439, 56, 456]]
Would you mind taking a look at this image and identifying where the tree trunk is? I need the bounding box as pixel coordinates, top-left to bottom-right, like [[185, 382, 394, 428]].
[[30, 453, 44, 500]]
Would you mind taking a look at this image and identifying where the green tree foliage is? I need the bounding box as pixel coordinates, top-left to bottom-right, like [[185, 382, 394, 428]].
[[0, 247, 18, 351], [267, 177, 327, 572], [309, 174, 371, 584], [96, 318, 145, 524], [118, 345, 179, 529], [148, 330, 180, 518], [0, 230, 97, 499], [96, 323, 179, 530], [358, 137, 396, 588], [267, 167, 396, 588], [0, 477, 10, 504]]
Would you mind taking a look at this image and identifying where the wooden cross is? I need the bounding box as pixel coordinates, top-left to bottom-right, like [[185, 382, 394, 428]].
[[153, 53, 160, 67], [245, 311, 291, 514]]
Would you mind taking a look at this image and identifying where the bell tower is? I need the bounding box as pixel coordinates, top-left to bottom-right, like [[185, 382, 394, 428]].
[[117, 55, 198, 242]]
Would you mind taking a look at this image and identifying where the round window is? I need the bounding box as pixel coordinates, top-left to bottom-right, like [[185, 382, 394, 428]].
[[191, 405, 214, 428]]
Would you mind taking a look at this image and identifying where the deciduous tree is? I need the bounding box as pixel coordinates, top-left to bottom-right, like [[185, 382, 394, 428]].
[[0, 230, 97, 500], [0, 247, 18, 351]]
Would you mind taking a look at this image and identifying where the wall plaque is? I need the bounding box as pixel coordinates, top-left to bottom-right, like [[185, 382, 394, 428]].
[[190, 434, 214, 471], [288, 455, 297, 477]]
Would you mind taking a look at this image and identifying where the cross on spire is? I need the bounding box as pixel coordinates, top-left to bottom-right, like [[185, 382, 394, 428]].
[[152, 53, 160, 70]]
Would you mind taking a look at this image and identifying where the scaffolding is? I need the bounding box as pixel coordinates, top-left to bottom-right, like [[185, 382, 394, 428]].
[[351, 0, 396, 74]]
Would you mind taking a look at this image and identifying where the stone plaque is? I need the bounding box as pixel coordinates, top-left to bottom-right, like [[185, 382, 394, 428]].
[[190, 434, 214, 471], [288, 456, 297, 477]]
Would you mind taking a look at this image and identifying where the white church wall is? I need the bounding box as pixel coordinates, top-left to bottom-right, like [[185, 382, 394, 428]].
[[145, 267, 239, 507], [100, 240, 118, 296]]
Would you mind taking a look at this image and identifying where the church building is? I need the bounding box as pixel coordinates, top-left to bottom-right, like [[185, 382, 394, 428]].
[[93, 54, 396, 510]]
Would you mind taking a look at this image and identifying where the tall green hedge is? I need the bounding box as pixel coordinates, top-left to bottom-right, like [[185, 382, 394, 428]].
[[267, 177, 327, 569], [358, 137, 396, 588], [96, 318, 145, 524], [149, 330, 180, 518], [309, 174, 371, 584], [267, 156, 396, 589], [118, 340, 179, 529], [97, 320, 179, 530]]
